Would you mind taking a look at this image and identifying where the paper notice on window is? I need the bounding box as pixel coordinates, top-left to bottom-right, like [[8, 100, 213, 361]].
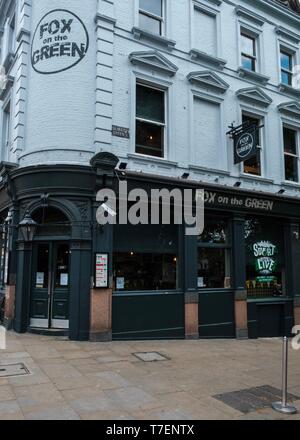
[[60, 273, 68, 286], [36, 272, 44, 286], [116, 277, 125, 290], [197, 277, 204, 288]]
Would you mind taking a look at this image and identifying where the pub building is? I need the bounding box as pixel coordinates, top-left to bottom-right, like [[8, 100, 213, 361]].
[[0, 0, 300, 341]]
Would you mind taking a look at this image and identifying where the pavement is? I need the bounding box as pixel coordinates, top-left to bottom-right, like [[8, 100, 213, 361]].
[[0, 331, 299, 420]]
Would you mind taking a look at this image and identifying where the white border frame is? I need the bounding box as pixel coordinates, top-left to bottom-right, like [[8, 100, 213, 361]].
[[130, 69, 174, 161]]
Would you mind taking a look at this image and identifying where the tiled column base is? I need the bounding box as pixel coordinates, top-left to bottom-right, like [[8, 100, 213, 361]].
[[294, 297, 300, 326], [3, 285, 15, 329], [235, 291, 248, 339], [89, 288, 112, 342], [185, 292, 199, 340]]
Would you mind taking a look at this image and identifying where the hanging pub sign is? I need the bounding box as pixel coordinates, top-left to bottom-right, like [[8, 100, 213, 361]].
[[94, 253, 109, 288], [227, 121, 263, 165]]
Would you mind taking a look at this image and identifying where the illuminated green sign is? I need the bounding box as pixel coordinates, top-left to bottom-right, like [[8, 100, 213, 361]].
[[252, 241, 278, 276]]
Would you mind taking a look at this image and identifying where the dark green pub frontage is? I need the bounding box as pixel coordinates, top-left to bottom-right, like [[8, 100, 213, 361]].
[[0, 153, 299, 341]]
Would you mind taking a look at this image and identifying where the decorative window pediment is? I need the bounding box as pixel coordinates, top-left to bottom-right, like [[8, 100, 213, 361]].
[[235, 6, 265, 26], [236, 87, 272, 107], [129, 51, 178, 76], [275, 26, 300, 44], [187, 70, 229, 93], [278, 101, 300, 118]]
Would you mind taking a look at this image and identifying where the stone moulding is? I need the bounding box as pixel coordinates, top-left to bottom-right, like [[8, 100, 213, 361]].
[[187, 70, 230, 93], [129, 50, 178, 76]]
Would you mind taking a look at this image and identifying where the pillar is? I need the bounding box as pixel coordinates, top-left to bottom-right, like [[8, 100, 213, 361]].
[[182, 225, 199, 339], [232, 216, 248, 339]]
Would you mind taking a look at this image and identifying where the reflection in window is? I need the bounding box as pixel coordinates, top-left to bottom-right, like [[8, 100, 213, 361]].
[[241, 32, 257, 72], [280, 49, 293, 86], [55, 244, 70, 288], [283, 126, 298, 182], [113, 252, 177, 291], [139, 0, 163, 35], [199, 215, 228, 244], [35, 244, 49, 289], [198, 215, 231, 289], [198, 248, 231, 289]]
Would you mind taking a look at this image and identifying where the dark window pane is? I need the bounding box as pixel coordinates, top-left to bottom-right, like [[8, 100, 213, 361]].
[[139, 12, 161, 34], [285, 155, 298, 182], [241, 34, 255, 56], [114, 252, 177, 291], [35, 244, 49, 288], [199, 215, 228, 244], [140, 0, 162, 16], [55, 244, 69, 288], [283, 127, 297, 154], [281, 71, 292, 85], [242, 115, 261, 175], [198, 248, 231, 289], [241, 55, 255, 71], [136, 120, 164, 157], [280, 51, 292, 71], [244, 152, 261, 176], [136, 85, 164, 123]]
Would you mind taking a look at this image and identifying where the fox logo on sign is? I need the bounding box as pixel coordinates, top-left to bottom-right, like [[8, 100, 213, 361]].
[[0, 326, 6, 350], [31, 9, 89, 75]]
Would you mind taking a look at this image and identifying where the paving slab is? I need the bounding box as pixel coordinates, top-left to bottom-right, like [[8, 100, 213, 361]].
[[1, 331, 300, 420]]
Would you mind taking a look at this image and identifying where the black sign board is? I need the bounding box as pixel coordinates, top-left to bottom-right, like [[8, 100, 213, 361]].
[[227, 121, 262, 165]]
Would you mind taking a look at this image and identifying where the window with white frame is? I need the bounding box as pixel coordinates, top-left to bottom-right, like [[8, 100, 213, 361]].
[[283, 126, 298, 182], [139, 0, 163, 35], [2, 101, 11, 157], [242, 113, 262, 176], [280, 48, 294, 86], [135, 83, 165, 158], [241, 31, 257, 72]]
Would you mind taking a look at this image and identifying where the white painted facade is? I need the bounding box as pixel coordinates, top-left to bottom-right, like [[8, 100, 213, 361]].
[[1, 0, 300, 198]]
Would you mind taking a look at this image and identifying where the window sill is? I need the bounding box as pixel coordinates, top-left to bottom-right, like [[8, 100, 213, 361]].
[[238, 67, 270, 85], [240, 173, 274, 184], [278, 82, 300, 98], [132, 27, 176, 50], [128, 152, 178, 167], [281, 180, 300, 188], [190, 49, 227, 70]]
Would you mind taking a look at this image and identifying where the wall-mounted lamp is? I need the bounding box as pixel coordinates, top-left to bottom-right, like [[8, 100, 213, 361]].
[[278, 189, 285, 195], [234, 181, 242, 187], [181, 173, 190, 179], [19, 211, 38, 242]]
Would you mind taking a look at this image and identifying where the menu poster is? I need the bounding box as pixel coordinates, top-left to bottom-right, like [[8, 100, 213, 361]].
[[95, 253, 109, 288]]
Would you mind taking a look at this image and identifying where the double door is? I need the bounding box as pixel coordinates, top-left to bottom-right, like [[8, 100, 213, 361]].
[[30, 242, 70, 329]]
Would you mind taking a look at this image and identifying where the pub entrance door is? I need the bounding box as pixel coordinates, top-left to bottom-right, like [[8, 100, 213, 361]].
[[30, 242, 70, 329]]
